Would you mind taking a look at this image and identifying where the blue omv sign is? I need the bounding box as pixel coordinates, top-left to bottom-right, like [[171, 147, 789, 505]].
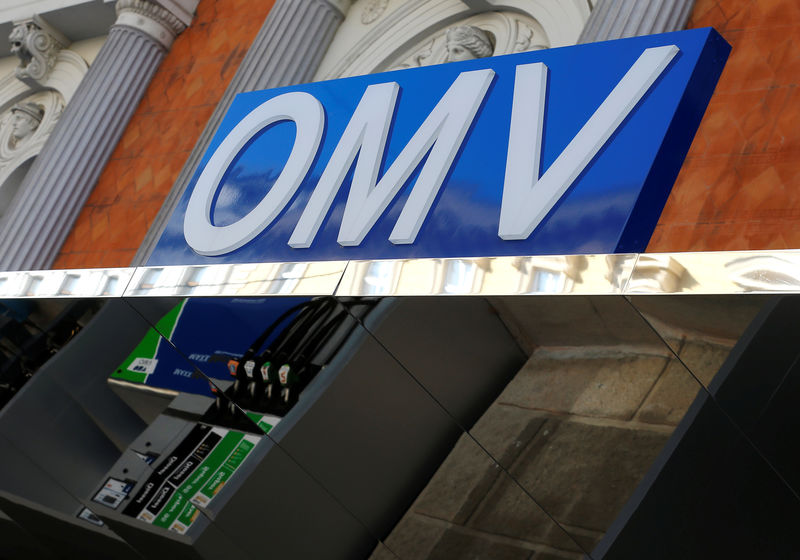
[[149, 28, 729, 266]]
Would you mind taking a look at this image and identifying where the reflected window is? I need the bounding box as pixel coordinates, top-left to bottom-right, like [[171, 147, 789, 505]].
[[58, 274, 80, 295], [24, 275, 43, 296], [267, 263, 308, 294], [101, 275, 119, 296], [182, 266, 216, 294], [532, 269, 564, 293], [139, 268, 162, 290], [177, 266, 233, 295], [363, 261, 395, 295], [443, 260, 477, 294]]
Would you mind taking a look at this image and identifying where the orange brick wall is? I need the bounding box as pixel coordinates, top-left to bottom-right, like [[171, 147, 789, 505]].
[[53, 0, 275, 269], [648, 0, 800, 251]]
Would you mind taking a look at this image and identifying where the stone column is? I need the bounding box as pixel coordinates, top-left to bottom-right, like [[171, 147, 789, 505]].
[[579, 0, 696, 43], [0, 0, 191, 271], [133, 0, 350, 265]]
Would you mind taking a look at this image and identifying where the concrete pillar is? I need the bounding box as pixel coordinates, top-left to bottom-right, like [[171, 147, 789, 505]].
[[0, 0, 192, 271], [133, 0, 350, 265], [579, 0, 695, 43]]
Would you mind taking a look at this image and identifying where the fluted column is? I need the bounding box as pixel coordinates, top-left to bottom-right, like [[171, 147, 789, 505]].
[[579, 0, 695, 43], [0, 0, 190, 271], [133, 0, 350, 265]]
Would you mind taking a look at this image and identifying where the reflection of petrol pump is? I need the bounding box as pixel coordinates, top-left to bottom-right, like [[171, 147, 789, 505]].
[[109, 296, 374, 425], [212, 297, 371, 424], [87, 295, 525, 559]]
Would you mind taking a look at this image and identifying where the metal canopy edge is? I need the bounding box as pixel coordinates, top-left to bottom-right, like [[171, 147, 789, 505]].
[[3, 251, 800, 298]]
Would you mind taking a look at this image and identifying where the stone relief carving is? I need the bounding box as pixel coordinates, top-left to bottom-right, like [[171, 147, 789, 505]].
[[0, 91, 64, 214], [444, 25, 494, 62], [0, 92, 64, 166], [0, 15, 86, 215], [10, 17, 69, 86], [361, 0, 389, 25], [514, 19, 539, 52], [6, 16, 87, 100], [388, 12, 549, 71], [7, 102, 44, 150], [315, 0, 589, 81]]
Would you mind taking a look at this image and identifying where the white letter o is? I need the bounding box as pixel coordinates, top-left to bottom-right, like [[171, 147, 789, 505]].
[[184, 92, 325, 256]]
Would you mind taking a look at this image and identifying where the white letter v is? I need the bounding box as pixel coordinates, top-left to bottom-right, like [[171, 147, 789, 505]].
[[498, 45, 679, 240]]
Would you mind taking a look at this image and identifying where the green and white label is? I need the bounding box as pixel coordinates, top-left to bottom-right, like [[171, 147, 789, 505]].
[[112, 300, 186, 384], [245, 412, 281, 435], [191, 436, 259, 508], [133, 425, 261, 534]]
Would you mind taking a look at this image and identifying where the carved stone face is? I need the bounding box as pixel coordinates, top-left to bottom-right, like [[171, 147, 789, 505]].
[[11, 111, 38, 142], [8, 24, 29, 61], [445, 25, 493, 62], [445, 42, 473, 62]]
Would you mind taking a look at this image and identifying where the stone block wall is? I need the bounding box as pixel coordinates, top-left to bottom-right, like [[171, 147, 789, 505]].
[[370, 331, 735, 559]]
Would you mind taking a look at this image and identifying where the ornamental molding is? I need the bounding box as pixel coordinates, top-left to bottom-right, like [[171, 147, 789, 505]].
[[10, 15, 69, 86], [149, 0, 199, 26], [361, 0, 389, 24], [314, 0, 589, 80], [115, 0, 188, 49], [0, 88, 64, 217], [389, 12, 548, 71], [8, 16, 87, 99], [0, 16, 87, 218]]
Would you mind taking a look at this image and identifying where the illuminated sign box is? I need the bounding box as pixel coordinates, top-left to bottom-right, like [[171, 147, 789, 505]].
[[150, 28, 730, 265]]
